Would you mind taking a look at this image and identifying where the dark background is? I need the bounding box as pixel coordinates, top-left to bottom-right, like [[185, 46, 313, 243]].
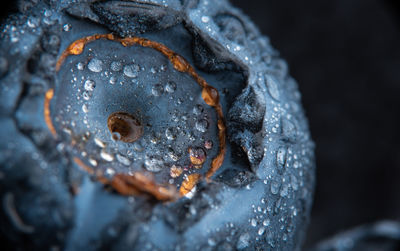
[[1, 0, 400, 248], [230, 0, 400, 247]]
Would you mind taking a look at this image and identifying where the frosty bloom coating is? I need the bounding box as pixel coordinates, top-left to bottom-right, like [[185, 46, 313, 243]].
[[0, 0, 315, 250]]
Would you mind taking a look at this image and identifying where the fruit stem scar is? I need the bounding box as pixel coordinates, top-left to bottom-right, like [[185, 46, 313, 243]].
[[44, 88, 57, 137], [56, 34, 227, 200]]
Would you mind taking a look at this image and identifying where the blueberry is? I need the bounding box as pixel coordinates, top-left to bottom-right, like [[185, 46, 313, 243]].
[[0, 0, 315, 250]]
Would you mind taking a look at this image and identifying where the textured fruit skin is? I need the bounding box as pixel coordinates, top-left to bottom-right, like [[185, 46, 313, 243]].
[[0, 0, 315, 250]]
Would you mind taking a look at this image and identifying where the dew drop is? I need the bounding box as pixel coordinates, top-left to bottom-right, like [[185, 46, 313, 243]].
[[88, 158, 97, 166], [201, 16, 210, 23], [265, 76, 280, 101], [236, 233, 250, 250], [189, 147, 206, 165], [270, 180, 281, 195], [170, 165, 183, 178], [167, 148, 180, 161], [251, 218, 257, 227], [258, 227, 265, 236], [82, 91, 91, 100], [111, 132, 121, 141], [82, 104, 89, 113], [165, 127, 177, 140], [88, 58, 103, 72], [109, 76, 117, 85], [63, 23, 71, 31], [282, 119, 297, 141], [207, 238, 216, 247], [100, 150, 114, 162], [92, 138, 105, 149], [144, 156, 164, 172], [84, 79, 96, 91], [116, 154, 131, 166], [165, 81, 177, 93], [263, 219, 270, 226], [276, 146, 287, 171], [280, 184, 289, 197], [110, 61, 122, 72], [195, 119, 208, 133], [193, 104, 204, 115], [105, 167, 116, 177], [204, 140, 213, 150], [291, 175, 299, 191], [27, 17, 40, 28], [76, 62, 84, 71], [152, 84, 164, 97], [123, 64, 139, 78], [133, 141, 143, 152]]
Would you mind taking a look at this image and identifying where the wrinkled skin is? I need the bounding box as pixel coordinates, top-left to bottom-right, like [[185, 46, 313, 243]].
[[0, 0, 315, 250]]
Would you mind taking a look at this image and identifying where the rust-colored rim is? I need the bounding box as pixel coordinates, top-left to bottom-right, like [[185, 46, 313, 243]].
[[45, 34, 227, 201]]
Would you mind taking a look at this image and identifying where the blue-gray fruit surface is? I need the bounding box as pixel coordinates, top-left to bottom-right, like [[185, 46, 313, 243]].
[[0, 0, 315, 250]]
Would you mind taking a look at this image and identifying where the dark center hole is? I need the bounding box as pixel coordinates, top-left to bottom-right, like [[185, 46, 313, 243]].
[[107, 111, 143, 143]]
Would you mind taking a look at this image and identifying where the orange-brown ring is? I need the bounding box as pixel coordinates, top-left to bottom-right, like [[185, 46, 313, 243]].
[[46, 34, 227, 200]]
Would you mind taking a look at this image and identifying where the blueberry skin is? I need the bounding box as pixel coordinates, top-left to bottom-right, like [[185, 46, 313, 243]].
[[0, 0, 315, 250]]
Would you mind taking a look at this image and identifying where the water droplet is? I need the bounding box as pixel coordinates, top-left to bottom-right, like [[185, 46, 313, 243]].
[[170, 165, 183, 178], [82, 104, 89, 113], [111, 132, 121, 141], [265, 76, 280, 101], [116, 154, 131, 166], [189, 147, 206, 165], [88, 158, 98, 166], [144, 156, 164, 172], [167, 148, 180, 161], [258, 227, 265, 236], [165, 81, 177, 93], [110, 61, 122, 72], [88, 58, 103, 72], [207, 238, 216, 246], [276, 146, 287, 168], [94, 138, 106, 148], [193, 104, 204, 115], [84, 79, 96, 91], [280, 184, 289, 197], [195, 119, 208, 133], [263, 219, 270, 226], [152, 84, 164, 96], [76, 62, 84, 71], [291, 175, 299, 191], [282, 118, 297, 141], [27, 17, 40, 28], [236, 233, 250, 250], [133, 141, 143, 152], [270, 180, 281, 195], [251, 218, 257, 227], [165, 127, 177, 140], [123, 64, 139, 78], [204, 140, 213, 150], [105, 167, 115, 177], [82, 91, 91, 100], [63, 23, 71, 31], [101, 150, 114, 162], [109, 76, 117, 85], [201, 16, 210, 23]]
